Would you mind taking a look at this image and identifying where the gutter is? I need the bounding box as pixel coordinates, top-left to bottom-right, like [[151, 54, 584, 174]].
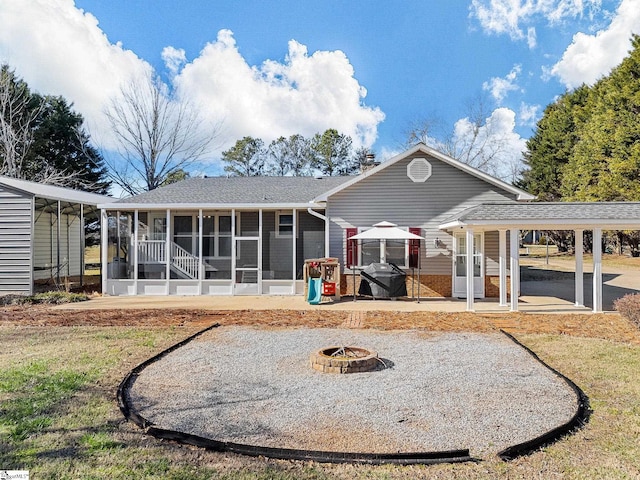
[[307, 207, 330, 257]]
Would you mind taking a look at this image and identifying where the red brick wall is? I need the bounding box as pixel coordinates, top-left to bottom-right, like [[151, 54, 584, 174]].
[[340, 273, 507, 298]]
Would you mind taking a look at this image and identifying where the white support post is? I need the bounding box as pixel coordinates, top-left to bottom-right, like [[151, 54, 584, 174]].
[[231, 209, 236, 294], [575, 229, 584, 307], [292, 209, 297, 293], [79, 203, 85, 288], [198, 209, 203, 295], [499, 229, 507, 307], [258, 209, 263, 295], [57, 200, 61, 285], [510, 228, 520, 312], [466, 229, 475, 312], [100, 209, 108, 295], [133, 210, 139, 295], [165, 209, 171, 294], [593, 228, 603, 313]]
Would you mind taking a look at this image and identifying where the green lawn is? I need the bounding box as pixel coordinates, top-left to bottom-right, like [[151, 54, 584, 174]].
[[1, 324, 639, 479]]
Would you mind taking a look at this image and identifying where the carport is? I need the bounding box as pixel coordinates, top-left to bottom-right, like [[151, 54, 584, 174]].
[[440, 202, 640, 313]]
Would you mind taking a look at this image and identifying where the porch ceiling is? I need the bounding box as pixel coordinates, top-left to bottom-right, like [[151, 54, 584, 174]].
[[439, 202, 640, 231]]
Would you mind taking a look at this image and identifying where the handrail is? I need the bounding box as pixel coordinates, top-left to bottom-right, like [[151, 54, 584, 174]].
[[138, 240, 201, 279]]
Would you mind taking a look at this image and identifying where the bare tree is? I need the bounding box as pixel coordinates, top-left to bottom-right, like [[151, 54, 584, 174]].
[[0, 66, 43, 178], [403, 95, 523, 182], [105, 75, 220, 195]]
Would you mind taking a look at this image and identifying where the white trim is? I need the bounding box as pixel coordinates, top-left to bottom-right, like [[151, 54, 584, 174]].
[[275, 210, 295, 238], [100, 202, 326, 210], [313, 143, 534, 202], [441, 218, 640, 230]]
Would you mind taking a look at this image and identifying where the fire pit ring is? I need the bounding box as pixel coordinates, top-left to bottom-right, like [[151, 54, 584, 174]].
[[310, 346, 380, 373]]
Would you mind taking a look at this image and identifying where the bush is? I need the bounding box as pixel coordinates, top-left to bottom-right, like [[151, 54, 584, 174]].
[[614, 293, 640, 329], [0, 291, 89, 306]]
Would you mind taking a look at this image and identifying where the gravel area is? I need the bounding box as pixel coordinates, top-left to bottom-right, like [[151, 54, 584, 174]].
[[128, 327, 579, 458]]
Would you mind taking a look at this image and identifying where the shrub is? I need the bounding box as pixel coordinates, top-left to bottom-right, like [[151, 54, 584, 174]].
[[614, 293, 640, 329], [0, 291, 89, 306]]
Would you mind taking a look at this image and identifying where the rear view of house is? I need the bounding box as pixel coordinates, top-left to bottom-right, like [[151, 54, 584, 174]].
[[98, 144, 532, 300]]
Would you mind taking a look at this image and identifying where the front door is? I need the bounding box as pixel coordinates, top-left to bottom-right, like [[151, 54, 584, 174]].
[[453, 233, 484, 298], [233, 237, 260, 295]]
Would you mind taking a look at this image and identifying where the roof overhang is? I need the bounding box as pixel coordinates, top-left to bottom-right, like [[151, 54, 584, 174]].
[[99, 202, 327, 210], [313, 143, 535, 202], [439, 202, 640, 231], [0, 175, 113, 205]]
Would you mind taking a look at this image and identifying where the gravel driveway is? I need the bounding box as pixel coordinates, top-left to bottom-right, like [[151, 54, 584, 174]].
[[128, 327, 579, 458]]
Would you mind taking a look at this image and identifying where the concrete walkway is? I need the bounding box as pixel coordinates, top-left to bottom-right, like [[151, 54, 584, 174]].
[[56, 292, 597, 314]]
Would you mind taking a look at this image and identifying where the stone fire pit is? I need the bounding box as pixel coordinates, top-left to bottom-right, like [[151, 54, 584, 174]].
[[310, 346, 380, 373]]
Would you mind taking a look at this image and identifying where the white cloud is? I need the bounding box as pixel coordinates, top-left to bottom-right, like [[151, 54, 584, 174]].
[[452, 107, 527, 182], [482, 64, 522, 102], [0, 2, 383, 160], [0, 0, 150, 148], [550, 0, 640, 88], [162, 46, 187, 79], [527, 26, 538, 48], [470, 0, 602, 46], [519, 102, 541, 126], [172, 30, 384, 152]]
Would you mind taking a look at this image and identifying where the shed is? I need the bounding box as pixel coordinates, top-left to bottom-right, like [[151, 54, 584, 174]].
[[0, 176, 114, 295]]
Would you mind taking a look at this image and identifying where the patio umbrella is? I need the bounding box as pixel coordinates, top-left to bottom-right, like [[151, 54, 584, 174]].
[[347, 222, 425, 301]]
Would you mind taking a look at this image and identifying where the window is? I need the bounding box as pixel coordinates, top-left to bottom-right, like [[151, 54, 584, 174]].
[[357, 228, 409, 268], [276, 211, 294, 237], [201, 214, 235, 258]]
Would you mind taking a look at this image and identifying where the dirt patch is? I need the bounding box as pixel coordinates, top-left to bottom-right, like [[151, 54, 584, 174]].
[[1, 306, 638, 344]]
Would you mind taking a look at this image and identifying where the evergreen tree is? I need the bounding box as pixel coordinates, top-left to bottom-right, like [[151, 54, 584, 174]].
[[221, 136, 267, 176]]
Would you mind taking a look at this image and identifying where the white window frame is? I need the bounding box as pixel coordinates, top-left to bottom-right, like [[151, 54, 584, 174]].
[[357, 226, 409, 268], [275, 210, 296, 238]]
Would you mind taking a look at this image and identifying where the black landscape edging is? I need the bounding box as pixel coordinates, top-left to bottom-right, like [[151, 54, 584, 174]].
[[117, 323, 474, 466], [497, 330, 591, 461]]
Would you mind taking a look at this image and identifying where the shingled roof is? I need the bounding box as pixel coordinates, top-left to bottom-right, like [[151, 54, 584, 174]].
[[111, 176, 354, 207], [440, 202, 640, 230]]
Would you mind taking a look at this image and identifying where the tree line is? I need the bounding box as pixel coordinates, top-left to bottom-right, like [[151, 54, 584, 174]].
[[518, 34, 640, 253], [221, 130, 372, 177]]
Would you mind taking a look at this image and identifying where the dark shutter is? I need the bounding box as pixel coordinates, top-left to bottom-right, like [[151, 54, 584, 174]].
[[409, 227, 422, 268], [345, 228, 358, 268]]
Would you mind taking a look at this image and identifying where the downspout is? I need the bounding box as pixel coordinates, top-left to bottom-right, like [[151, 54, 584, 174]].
[[307, 207, 329, 258]]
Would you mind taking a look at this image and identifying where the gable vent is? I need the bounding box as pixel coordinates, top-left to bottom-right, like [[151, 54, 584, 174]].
[[407, 158, 432, 182]]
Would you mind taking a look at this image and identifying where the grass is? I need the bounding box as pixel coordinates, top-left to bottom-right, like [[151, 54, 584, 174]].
[[0, 323, 639, 479]]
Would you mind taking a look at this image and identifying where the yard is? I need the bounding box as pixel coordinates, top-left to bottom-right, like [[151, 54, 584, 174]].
[[1, 306, 639, 479]]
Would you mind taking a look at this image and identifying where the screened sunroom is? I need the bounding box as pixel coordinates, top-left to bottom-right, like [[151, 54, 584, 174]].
[[101, 208, 327, 296]]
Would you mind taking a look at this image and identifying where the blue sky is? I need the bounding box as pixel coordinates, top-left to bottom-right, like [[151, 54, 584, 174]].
[[2, 0, 640, 182]]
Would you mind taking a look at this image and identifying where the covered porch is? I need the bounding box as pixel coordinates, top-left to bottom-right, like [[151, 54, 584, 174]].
[[100, 207, 327, 296], [440, 202, 640, 313]]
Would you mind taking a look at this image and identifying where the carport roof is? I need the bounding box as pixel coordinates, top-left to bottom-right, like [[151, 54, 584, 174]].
[[440, 201, 640, 230]]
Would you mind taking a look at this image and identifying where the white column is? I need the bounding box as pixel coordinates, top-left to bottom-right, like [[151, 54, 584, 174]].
[[292, 209, 297, 289], [593, 228, 603, 313], [466, 229, 475, 311], [258, 209, 263, 294], [510, 228, 520, 312], [133, 209, 139, 295], [575, 229, 584, 307], [198, 209, 203, 295], [165, 209, 171, 294], [100, 209, 108, 295], [499, 229, 507, 306], [231, 209, 236, 294]]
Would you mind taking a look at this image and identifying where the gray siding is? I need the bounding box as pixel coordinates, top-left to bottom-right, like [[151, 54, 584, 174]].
[[327, 154, 518, 276], [0, 186, 32, 293]]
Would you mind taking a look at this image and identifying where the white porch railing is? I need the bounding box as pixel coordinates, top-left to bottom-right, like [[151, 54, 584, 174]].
[[138, 240, 201, 279]]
